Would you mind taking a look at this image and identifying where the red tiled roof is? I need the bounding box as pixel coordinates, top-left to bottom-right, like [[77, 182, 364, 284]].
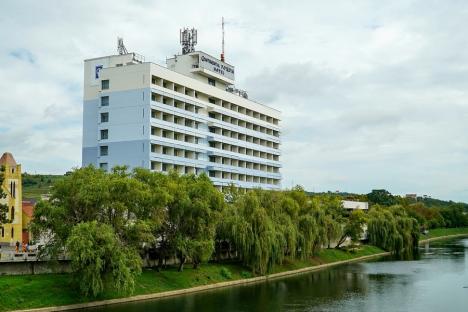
[[0, 152, 17, 166]]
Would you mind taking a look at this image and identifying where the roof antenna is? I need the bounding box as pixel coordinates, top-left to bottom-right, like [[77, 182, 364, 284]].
[[220, 17, 225, 62], [180, 28, 197, 55], [117, 37, 128, 55]]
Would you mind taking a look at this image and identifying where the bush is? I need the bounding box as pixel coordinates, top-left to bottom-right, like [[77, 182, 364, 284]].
[[220, 267, 232, 280], [241, 271, 252, 279]]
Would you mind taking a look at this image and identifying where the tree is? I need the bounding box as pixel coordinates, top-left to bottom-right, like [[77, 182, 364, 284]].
[[162, 172, 224, 271], [0, 166, 9, 225], [367, 189, 397, 206], [66, 221, 141, 297], [336, 209, 367, 248], [31, 166, 164, 258], [367, 205, 419, 255]]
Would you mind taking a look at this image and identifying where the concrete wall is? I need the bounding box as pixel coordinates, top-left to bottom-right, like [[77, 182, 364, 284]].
[[0, 261, 71, 276]]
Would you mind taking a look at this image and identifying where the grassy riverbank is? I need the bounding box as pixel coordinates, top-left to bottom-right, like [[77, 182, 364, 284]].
[[0, 245, 383, 311], [423, 227, 468, 239]]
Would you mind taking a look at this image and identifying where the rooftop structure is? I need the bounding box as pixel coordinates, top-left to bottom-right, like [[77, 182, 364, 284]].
[[342, 200, 369, 211]]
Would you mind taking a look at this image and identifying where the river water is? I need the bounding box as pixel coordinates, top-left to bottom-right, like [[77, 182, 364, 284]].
[[86, 237, 468, 312]]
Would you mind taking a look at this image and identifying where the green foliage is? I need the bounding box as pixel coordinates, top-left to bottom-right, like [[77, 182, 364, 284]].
[[336, 209, 367, 247], [220, 267, 232, 279], [439, 204, 468, 227], [367, 205, 419, 255], [66, 221, 142, 297], [367, 189, 398, 206]]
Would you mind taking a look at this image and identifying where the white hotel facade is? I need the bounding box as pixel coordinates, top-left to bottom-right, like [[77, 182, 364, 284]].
[[82, 45, 281, 190]]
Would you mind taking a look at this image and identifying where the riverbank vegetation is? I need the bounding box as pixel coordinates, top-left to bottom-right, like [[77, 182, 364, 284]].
[[0, 245, 384, 312], [29, 167, 467, 299]]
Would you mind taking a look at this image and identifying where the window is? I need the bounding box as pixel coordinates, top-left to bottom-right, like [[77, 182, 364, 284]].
[[208, 78, 216, 86], [99, 163, 108, 171], [101, 96, 109, 106], [10, 206, 14, 221], [100, 129, 108, 140], [100, 145, 108, 156], [209, 98, 216, 104], [101, 112, 109, 123], [101, 79, 109, 90], [10, 181, 15, 198], [0, 227, 3, 238], [11, 228, 14, 238]]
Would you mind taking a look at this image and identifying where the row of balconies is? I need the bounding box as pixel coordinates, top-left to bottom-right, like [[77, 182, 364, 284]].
[[208, 141, 279, 161], [151, 161, 202, 175], [152, 93, 201, 114], [151, 107, 279, 150], [151, 127, 200, 144], [207, 111, 279, 137], [209, 126, 279, 149], [208, 156, 280, 173], [151, 75, 279, 126], [152, 110, 200, 130], [209, 170, 280, 185], [151, 144, 199, 160]]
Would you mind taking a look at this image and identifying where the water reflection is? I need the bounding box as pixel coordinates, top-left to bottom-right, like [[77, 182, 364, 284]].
[[86, 238, 468, 312]]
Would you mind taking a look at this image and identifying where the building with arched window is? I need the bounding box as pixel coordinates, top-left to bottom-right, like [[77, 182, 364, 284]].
[[0, 152, 23, 245]]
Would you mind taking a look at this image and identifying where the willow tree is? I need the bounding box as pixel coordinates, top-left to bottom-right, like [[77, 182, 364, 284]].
[[221, 191, 283, 275], [367, 205, 419, 255], [162, 172, 224, 271], [67, 221, 141, 297], [31, 166, 160, 258]]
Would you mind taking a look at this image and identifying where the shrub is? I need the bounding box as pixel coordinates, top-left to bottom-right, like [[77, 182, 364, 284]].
[[220, 267, 232, 279]]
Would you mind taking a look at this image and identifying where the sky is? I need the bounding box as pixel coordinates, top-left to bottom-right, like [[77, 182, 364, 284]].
[[1, 1, 467, 202]]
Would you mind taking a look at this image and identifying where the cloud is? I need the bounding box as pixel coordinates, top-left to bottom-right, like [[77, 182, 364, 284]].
[[0, 0, 467, 202]]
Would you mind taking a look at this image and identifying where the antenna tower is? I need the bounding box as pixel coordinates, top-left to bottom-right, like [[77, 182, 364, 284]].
[[180, 28, 197, 55], [221, 17, 225, 62], [117, 37, 128, 55]]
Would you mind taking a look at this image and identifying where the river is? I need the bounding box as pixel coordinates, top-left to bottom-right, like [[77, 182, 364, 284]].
[[86, 237, 468, 312]]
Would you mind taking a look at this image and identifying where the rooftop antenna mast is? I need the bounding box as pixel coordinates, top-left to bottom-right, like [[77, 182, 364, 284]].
[[221, 17, 225, 62], [180, 28, 197, 55], [117, 37, 128, 55]]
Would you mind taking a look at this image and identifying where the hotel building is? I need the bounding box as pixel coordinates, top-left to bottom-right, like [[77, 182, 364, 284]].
[[82, 36, 281, 190]]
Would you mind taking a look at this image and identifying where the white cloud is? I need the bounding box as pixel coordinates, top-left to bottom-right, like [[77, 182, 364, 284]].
[[0, 0, 467, 201]]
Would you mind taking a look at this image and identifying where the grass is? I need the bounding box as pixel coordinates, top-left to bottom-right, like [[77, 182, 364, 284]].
[[0, 246, 384, 311], [423, 227, 468, 239], [22, 173, 63, 201]]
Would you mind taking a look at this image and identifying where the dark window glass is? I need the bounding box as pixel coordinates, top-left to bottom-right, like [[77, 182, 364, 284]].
[[101, 96, 109, 106], [208, 78, 215, 86], [101, 80, 109, 90], [101, 112, 109, 122], [100, 145, 108, 156], [100, 129, 108, 140]]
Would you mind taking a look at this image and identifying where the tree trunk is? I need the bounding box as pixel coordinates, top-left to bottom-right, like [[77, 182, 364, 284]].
[[157, 256, 163, 272], [178, 256, 186, 272], [193, 260, 199, 269]]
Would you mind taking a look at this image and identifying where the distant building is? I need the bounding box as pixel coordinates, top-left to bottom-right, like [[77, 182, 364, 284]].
[[405, 194, 417, 200], [342, 200, 369, 211], [0, 152, 23, 245]]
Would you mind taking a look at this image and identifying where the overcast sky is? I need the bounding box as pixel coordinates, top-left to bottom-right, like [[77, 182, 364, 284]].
[[1, 1, 467, 201]]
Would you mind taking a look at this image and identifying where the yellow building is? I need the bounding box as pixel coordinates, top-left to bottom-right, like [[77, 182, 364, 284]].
[[0, 152, 23, 245]]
